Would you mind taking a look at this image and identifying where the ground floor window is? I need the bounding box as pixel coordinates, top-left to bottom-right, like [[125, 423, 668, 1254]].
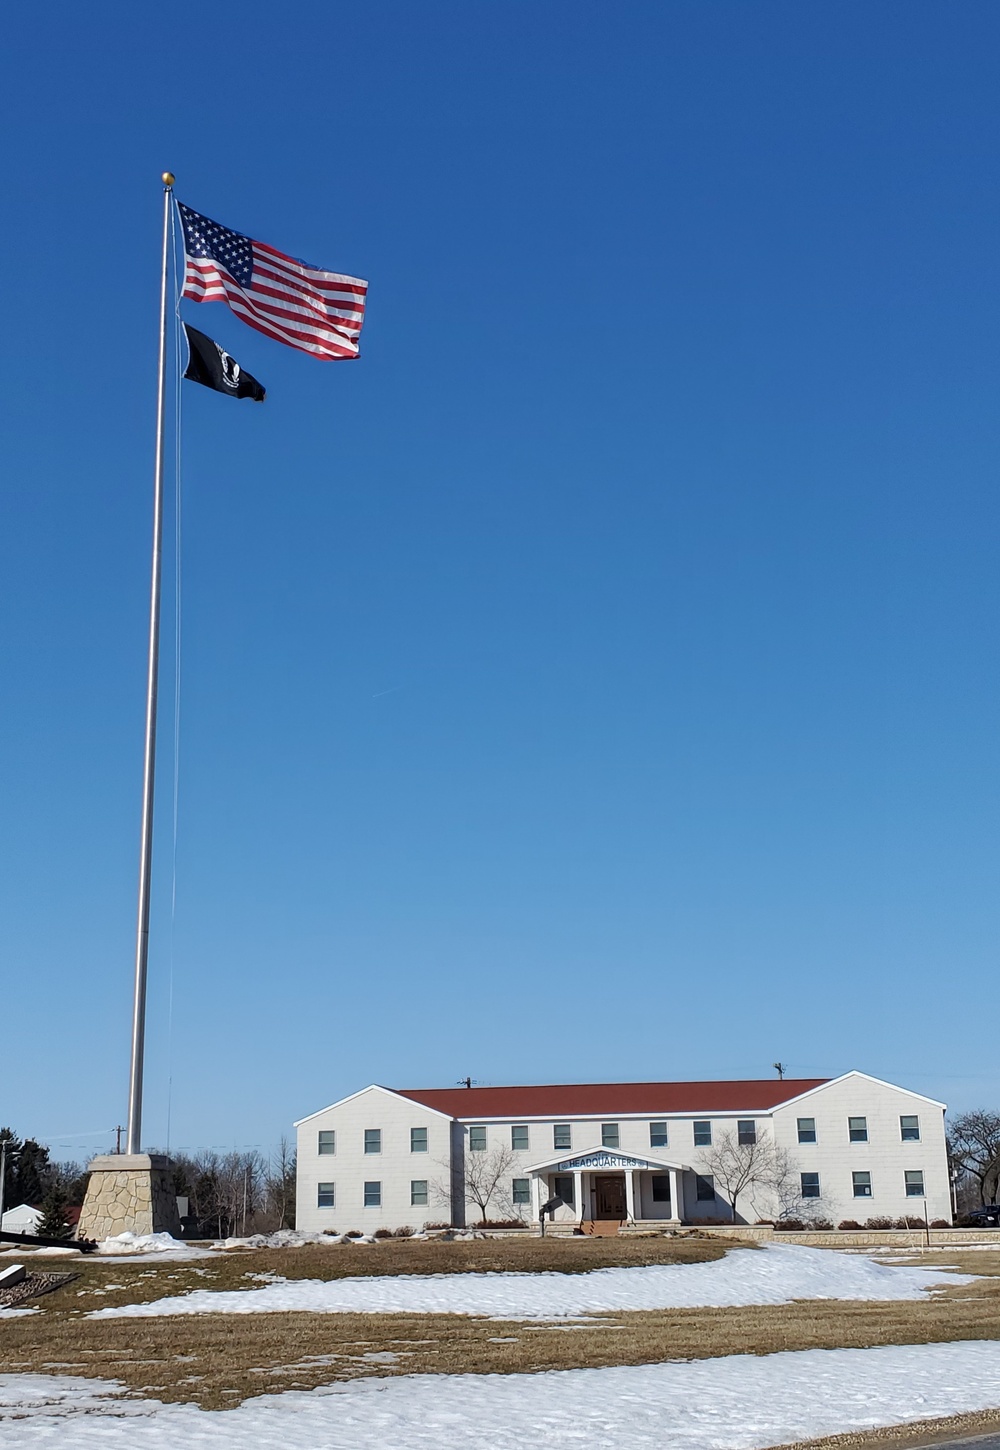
[[317, 1182, 335, 1208], [695, 1174, 715, 1201], [411, 1180, 428, 1206], [552, 1174, 574, 1206], [364, 1181, 382, 1208], [852, 1171, 872, 1198], [800, 1172, 820, 1198], [651, 1175, 671, 1203], [512, 1178, 531, 1206], [904, 1170, 925, 1197]]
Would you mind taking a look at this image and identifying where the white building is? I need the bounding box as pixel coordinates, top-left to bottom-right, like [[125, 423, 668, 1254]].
[[295, 1072, 951, 1233], [1, 1203, 42, 1236]]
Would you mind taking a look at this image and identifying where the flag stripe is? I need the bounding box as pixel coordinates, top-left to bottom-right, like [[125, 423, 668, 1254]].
[[178, 202, 367, 361]]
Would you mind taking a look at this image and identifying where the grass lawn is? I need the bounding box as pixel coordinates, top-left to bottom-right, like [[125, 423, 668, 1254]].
[[1, 1241, 999, 1419]]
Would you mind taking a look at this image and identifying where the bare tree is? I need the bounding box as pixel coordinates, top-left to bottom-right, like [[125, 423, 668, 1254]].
[[264, 1138, 297, 1230], [948, 1111, 1000, 1207], [459, 1144, 519, 1225], [699, 1128, 792, 1223]]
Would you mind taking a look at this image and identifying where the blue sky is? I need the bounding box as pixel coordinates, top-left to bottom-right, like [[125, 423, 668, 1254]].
[[2, 2, 998, 1163]]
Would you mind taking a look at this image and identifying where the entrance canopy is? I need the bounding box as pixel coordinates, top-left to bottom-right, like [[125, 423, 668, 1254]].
[[524, 1148, 691, 1226]]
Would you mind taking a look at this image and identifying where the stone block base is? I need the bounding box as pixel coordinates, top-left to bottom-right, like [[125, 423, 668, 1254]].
[[77, 1154, 182, 1241]]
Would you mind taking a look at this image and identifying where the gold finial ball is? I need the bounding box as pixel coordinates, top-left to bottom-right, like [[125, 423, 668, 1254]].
[[162, 171, 176, 186]]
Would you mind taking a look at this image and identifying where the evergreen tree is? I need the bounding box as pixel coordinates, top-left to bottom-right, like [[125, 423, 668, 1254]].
[[37, 1183, 71, 1240]]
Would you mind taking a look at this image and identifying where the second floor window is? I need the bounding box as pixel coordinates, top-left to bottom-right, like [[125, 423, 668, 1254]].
[[318, 1130, 336, 1155], [553, 1123, 572, 1151], [693, 1120, 712, 1147], [797, 1118, 816, 1144], [601, 1123, 620, 1149], [849, 1117, 868, 1143], [900, 1115, 920, 1142], [511, 1125, 529, 1152], [364, 1129, 381, 1154], [410, 1127, 428, 1152], [737, 1120, 757, 1146], [469, 1125, 487, 1152], [649, 1122, 668, 1148]]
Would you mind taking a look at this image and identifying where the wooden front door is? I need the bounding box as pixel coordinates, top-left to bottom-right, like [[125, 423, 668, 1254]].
[[594, 1174, 626, 1219]]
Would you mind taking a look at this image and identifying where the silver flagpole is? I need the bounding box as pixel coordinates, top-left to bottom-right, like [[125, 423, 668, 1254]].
[[126, 171, 175, 1157]]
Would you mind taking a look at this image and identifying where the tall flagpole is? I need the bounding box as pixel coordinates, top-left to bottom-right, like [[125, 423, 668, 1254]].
[[126, 171, 175, 1157]]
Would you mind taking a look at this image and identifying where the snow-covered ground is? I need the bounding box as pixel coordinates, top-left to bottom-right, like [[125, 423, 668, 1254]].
[[3, 1341, 1000, 1447], [90, 1242, 971, 1320]]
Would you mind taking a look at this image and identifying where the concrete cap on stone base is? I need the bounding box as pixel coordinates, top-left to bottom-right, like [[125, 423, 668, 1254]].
[[86, 1155, 171, 1171]]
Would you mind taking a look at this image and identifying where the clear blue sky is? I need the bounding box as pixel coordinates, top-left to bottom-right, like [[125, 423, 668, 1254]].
[[2, 2, 998, 1163]]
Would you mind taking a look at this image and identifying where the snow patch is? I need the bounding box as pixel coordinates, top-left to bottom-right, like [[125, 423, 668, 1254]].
[[3, 1341, 1000, 1446], [89, 1242, 973, 1320]]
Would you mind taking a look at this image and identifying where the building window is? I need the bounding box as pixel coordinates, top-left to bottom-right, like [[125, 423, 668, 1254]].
[[849, 1117, 868, 1143], [737, 1120, 757, 1146], [852, 1171, 872, 1198], [693, 1120, 712, 1147], [469, 1125, 487, 1152], [364, 1181, 382, 1208], [797, 1118, 816, 1144], [649, 1122, 668, 1148], [410, 1127, 428, 1153], [800, 1172, 820, 1199], [900, 1115, 920, 1142], [410, 1180, 428, 1207], [602, 1123, 620, 1149], [651, 1175, 671, 1203], [318, 1130, 336, 1155], [512, 1178, 531, 1206], [695, 1174, 715, 1202], [905, 1170, 925, 1198], [553, 1174, 574, 1206], [553, 1123, 572, 1151], [317, 1182, 335, 1209], [364, 1129, 381, 1154], [511, 1125, 530, 1152]]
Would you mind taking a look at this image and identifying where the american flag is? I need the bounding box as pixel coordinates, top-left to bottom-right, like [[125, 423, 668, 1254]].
[[177, 202, 367, 361]]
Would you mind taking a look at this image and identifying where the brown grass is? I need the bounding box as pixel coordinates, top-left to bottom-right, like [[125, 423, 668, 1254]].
[[2, 1243, 998, 1414]]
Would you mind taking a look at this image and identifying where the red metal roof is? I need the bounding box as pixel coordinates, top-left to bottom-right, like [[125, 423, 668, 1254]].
[[396, 1078, 828, 1119]]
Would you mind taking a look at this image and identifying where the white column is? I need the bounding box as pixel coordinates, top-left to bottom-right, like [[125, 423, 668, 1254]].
[[531, 1174, 542, 1226], [668, 1168, 681, 1223], [624, 1170, 636, 1223], [574, 1170, 585, 1222]]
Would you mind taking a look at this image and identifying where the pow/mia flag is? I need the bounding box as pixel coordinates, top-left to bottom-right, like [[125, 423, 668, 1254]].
[[182, 324, 266, 401]]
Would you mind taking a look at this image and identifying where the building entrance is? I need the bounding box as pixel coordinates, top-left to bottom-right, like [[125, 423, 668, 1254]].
[[594, 1174, 626, 1220]]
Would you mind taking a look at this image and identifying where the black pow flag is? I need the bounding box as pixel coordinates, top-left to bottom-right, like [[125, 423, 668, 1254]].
[[182, 324, 266, 401]]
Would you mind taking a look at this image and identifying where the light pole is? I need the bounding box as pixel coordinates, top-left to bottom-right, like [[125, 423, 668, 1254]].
[[0, 1140, 19, 1228]]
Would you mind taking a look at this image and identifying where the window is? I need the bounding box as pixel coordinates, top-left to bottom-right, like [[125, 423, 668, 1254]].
[[364, 1181, 382, 1208], [410, 1180, 428, 1207], [512, 1178, 530, 1206], [317, 1182, 335, 1208], [693, 1120, 712, 1147], [651, 1175, 671, 1203], [695, 1174, 715, 1202], [318, 1130, 336, 1155], [649, 1121, 669, 1148], [410, 1126, 428, 1153], [364, 1129, 381, 1154], [511, 1125, 529, 1152], [469, 1125, 487, 1152], [553, 1123, 572, 1151], [797, 1118, 817, 1144], [800, 1172, 820, 1199], [849, 1116, 868, 1143], [553, 1174, 574, 1206], [900, 1115, 920, 1142], [905, 1170, 925, 1198], [852, 1171, 872, 1198], [602, 1123, 620, 1149], [738, 1120, 757, 1146]]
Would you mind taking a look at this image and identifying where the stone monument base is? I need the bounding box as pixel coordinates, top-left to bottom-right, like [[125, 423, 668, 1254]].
[[77, 1154, 182, 1241]]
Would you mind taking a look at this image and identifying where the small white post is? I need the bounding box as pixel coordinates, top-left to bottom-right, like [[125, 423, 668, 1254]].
[[624, 1170, 636, 1224], [574, 1170, 584, 1223], [668, 1167, 682, 1223]]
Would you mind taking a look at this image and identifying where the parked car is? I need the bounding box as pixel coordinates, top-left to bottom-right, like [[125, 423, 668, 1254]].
[[965, 1204, 1000, 1227]]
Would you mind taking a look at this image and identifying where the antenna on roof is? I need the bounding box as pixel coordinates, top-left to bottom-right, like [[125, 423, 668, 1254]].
[[457, 1077, 479, 1089], [773, 1062, 787, 1080]]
